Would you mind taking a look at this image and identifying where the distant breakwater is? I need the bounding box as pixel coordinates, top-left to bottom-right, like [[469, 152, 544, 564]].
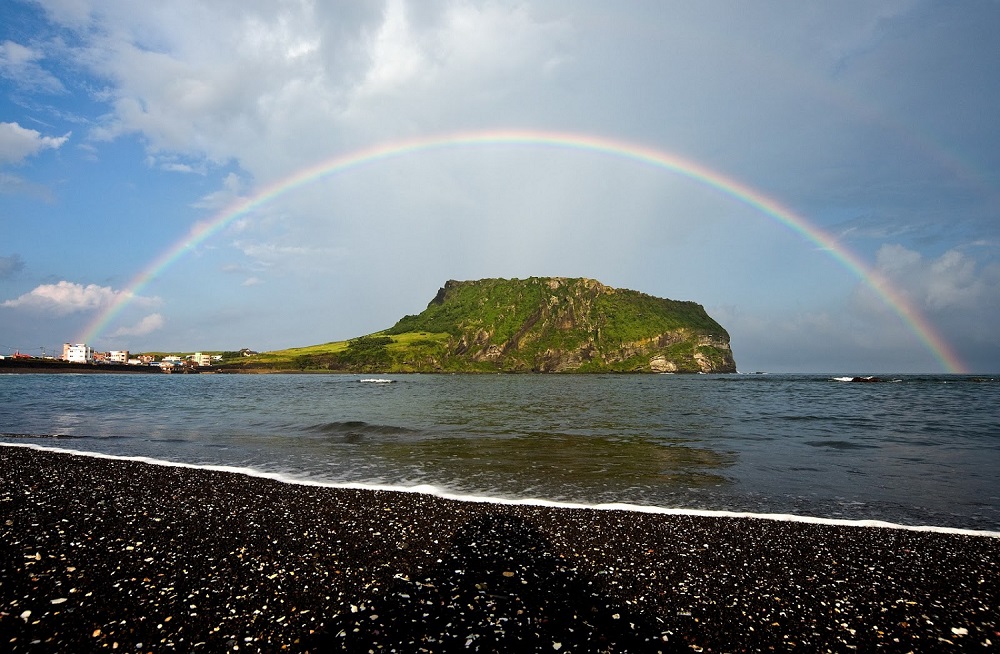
[[0, 359, 162, 374]]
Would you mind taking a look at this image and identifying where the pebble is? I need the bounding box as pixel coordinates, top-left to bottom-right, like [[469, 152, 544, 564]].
[[1, 445, 998, 652]]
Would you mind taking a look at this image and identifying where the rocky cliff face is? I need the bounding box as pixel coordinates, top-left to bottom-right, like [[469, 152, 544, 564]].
[[389, 277, 737, 373]]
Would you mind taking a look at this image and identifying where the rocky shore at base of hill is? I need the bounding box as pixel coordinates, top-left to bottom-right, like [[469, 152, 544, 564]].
[[1, 445, 997, 652]]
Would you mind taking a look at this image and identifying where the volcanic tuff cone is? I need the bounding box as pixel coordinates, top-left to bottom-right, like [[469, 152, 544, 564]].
[[384, 277, 736, 373], [227, 277, 737, 373]]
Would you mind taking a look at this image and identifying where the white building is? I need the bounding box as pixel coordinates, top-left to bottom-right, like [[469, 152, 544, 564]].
[[64, 343, 94, 363], [109, 350, 129, 364], [192, 352, 212, 367]]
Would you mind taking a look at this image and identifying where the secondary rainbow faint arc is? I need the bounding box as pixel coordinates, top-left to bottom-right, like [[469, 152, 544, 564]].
[[78, 129, 968, 374]]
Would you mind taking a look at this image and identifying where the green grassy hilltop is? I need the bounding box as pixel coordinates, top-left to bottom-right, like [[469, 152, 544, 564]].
[[222, 277, 737, 373]]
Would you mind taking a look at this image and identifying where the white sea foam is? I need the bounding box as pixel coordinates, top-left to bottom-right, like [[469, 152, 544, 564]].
[[5, 442, 998, 539], [359, 378, 396, 384]]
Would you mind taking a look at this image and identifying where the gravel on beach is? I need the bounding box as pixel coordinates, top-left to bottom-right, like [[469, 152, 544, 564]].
[[1, 445, 997, 652]]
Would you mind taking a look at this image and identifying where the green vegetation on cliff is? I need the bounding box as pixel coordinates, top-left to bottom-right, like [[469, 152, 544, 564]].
[[222, 277, 737, 373]]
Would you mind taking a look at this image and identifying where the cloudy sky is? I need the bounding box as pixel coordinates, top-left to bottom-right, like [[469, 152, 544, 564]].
[[1, 1, 998, 372]]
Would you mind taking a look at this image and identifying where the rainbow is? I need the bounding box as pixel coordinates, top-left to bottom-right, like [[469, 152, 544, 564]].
[[78, 129, 967, 373]]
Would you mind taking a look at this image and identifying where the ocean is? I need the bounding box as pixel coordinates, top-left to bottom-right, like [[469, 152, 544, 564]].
[[2, 372, 998, 532]]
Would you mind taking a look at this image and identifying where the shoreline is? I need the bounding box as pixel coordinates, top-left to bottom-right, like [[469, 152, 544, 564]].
[[5, 442, 998, 539], [2, 446, 997, 651]]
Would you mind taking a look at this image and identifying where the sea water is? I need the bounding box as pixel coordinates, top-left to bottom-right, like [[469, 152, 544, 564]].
[[1, 373, 997, 531]]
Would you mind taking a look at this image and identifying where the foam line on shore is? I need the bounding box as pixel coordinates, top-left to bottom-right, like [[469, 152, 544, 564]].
[[5, 442, 998, 539]]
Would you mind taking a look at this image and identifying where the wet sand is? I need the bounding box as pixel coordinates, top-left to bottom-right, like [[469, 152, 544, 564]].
[[1, 445, 997, 652]]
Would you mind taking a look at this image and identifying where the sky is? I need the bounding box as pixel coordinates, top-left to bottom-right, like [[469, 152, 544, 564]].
[[1, 1, 998, 373]]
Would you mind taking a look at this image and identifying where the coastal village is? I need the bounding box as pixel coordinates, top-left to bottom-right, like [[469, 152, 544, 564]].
[[0, 343, 259, 372]]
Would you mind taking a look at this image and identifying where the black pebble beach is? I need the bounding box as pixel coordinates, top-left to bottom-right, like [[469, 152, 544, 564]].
[[2, 445, 997, 652]]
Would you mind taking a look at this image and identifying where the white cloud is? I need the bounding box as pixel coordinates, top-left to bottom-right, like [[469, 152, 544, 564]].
[[192, 172, 246, 210], [32, 1, 567, 180], [356, 0, 427, 98], [342, 1, 570, 130], [152, 156, 205, 174], [108, 313, 164, 337], [0, 122, 70, 165], [33, 0, 95, 29], [161, 162, 197, 173], [234, 240, 347, 264], [0, 40, 65, 93], [71, 2, 356, 169], [2, 281, 157, 316], [874, 244, 995, 312]]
